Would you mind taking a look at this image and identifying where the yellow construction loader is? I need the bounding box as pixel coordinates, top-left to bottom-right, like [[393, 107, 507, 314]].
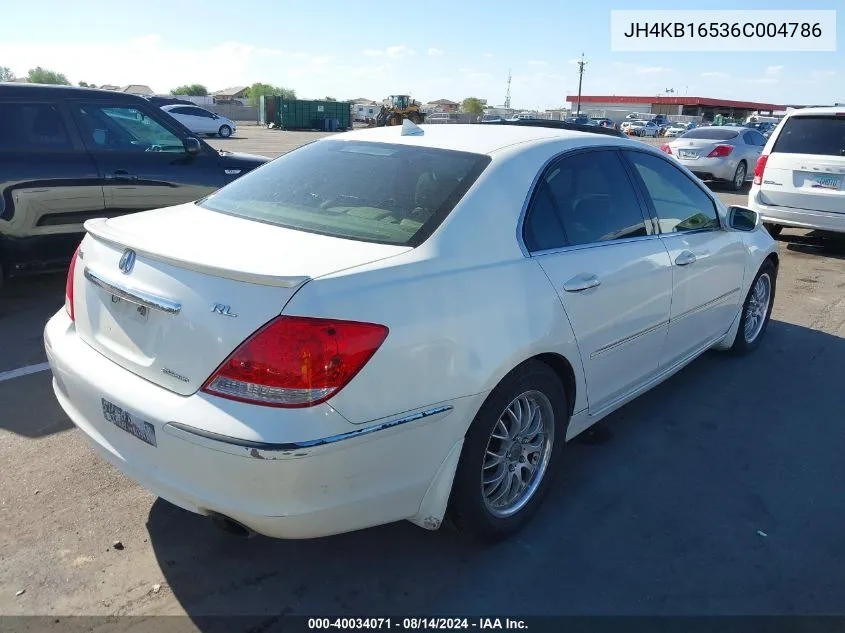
[[373, 95, 426, 126]]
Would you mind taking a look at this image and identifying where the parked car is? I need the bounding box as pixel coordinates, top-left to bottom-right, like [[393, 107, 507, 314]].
[[747, 107, 845, 236], [663, 123, 688, 138], [621, 120, 643, 135], [660, 126, 767, 191], [426, 112, 454, 124], [45, 123, 778, 542], [591, 118, 614, 128], [0, 84, 267, 286], [480, 114, 504, 123], [160, 104, 238, 138]]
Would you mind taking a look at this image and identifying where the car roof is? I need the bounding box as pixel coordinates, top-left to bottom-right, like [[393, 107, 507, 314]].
[[786, 106, 845, 117], [0, 83, 148, 103], [330, 123, 633, 156]]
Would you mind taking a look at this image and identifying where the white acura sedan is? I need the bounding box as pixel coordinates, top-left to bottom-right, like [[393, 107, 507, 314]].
[[45, 122, 779, 542]]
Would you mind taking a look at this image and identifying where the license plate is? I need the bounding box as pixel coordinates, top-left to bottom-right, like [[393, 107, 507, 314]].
[[101, 399, 157, 447], [809, 175, 842, 191], [110, 296, 149, 323], [678, 150, 699, 159]]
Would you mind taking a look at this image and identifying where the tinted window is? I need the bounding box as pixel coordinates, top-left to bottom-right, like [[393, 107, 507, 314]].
[[680, 128, 740, 140], [168, 106, 192, 115], [189, 107, 214, 118], [72, 104, 184, 152], [523, 184, 567, 251], [198, 140, 491, 247], [537, 150, 648, 247], [627, 151, 720, 233], [772, 116, 845, 157], [746, 130, 767, 146], [0, 103, 71, 151]]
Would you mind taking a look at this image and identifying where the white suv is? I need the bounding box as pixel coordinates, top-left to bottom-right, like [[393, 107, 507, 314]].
[[747, 107, 845, 236]]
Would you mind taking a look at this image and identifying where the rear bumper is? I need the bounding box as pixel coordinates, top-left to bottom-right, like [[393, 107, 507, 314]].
[[678, 156, 738, 181], [748, 190, 845, 234], [44, 310, 468, 539]]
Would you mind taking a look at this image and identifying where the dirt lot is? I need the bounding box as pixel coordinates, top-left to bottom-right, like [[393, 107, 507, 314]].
[[2, 125, 844, 623]]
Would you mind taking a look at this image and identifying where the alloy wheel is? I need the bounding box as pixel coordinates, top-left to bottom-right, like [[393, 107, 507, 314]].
[[743, 273, 771, 343]]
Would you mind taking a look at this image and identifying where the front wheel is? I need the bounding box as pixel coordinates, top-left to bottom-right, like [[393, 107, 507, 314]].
[[218, 125, 232, 138], [731, 260, 776, 355], [447, 360, 569, 542]]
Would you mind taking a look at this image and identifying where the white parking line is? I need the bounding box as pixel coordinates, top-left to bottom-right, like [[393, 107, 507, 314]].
[[0, 362, 51, 383]]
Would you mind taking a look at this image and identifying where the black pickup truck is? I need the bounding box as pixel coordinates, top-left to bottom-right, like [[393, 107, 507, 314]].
[[0, 84, 267, 287]]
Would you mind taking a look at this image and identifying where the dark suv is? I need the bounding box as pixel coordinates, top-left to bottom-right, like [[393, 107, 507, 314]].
[[0, 84, 267, 285]]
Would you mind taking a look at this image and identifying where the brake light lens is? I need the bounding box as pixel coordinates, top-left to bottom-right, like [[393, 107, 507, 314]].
[[202, 316, 389, 408], [707, 145, 734, 158], [753, 154, 769, 185], [65, 244, 81, 321], [659, 143, 672, 154]]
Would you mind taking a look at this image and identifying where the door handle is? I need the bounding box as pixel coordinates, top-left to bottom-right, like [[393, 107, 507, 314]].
[[106, 170, 137, 182], [563, 273, 601, 292], [675, 251, 697, 266]]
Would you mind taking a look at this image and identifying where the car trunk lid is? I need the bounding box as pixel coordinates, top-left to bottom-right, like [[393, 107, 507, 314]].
[[73, 203, 410, 395]]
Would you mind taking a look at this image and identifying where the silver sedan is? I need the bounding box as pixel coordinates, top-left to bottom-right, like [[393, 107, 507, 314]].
[[660, 126, 768, 191]]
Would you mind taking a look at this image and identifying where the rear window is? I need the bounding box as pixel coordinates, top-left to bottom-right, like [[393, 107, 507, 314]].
[[772, 115, 845, 157], [680, 128, 739, 140], [198, 140, 491, 246]]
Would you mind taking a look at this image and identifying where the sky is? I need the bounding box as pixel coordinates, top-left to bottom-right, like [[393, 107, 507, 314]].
[[1, 0, 842, 110]]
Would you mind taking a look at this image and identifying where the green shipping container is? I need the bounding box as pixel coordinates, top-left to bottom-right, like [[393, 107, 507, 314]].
[[275, 98, 351, 131]]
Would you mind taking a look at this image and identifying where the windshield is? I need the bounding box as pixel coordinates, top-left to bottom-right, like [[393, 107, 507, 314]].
[[198, 140, 491, 247], [680, 128, 740, 140]]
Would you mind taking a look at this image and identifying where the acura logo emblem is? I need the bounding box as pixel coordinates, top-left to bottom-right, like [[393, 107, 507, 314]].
[[118, 249, 136, 274]]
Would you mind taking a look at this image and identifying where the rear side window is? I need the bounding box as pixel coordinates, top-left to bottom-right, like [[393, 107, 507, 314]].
[[680, 128, 739, 141], [198, 140, 491, 247], [0, 103, 71, 151], [772, 116, 845, 157]]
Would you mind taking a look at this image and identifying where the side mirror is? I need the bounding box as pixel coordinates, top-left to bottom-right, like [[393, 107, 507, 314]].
[[184, 137, 201, 155], [728, 205, 760, 232]]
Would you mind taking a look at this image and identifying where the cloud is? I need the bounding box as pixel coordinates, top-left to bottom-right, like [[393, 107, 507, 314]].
[[293, 52, 310, 59], [467, 72, 493, 79], [459, 67, 476, 73], [635, 66, 671, 74], [701, 71, 730, 78], [749, 77, 778, 84], [386, 45, 415, 58], [362, 49, 383, 57], [765, 65, 784, 75], [809, 69, 836, 79], [484, 52, 494, 58], [528, 60, 549, 66], [567, 58, 582, 65], [428, 48, 444, 57]]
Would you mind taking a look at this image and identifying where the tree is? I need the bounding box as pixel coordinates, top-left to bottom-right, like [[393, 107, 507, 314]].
[[172, 84, 208, 96], [27, 66, 70, 85], [461, 97, 485, 116], [0, 66, 14, 82], [78, 81, 91, 87], [245, 82, 297, 107], [324, 96, 337, 101]]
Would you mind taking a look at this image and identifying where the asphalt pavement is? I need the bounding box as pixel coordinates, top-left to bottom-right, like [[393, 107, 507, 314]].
[[2, 125, 844, 622]]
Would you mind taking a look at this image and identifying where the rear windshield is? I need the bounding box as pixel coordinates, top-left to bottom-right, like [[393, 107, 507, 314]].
[[198, 140, 491, 247], [772, 116, 845, 157], [680, 128, 739, 140]]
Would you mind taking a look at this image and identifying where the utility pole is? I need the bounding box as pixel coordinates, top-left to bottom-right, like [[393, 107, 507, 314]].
[[576, 53, 587, 115], [504, 69, 512, 110]]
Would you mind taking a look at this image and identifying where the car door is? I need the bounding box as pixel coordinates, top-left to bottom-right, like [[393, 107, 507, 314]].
[[186, 106, 218, 134], [67, 100, 226, 216], [522, 148, 674, 413], [741, 130, 765, 168], [165, 106, 203, 133], [0, 99, 104, 270], [622, 149, 748, 368]]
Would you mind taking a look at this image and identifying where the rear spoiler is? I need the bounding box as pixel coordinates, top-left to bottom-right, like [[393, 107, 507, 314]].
[[479, 119, 626, 138]]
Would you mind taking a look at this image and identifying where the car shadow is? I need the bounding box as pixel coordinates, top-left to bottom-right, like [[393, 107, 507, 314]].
[[779, 230, 845, 260], [147, 320, 845, 622]]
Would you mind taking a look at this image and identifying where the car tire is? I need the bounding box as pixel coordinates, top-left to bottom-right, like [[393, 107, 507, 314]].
[[730, 161, 747, 191], [447, 360, 569, 542], [730, 259, 776, 355], [218, 125, 232, 138], [764, 223, 783, 238]]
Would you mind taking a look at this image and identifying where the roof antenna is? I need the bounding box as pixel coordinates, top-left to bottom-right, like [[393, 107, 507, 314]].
[[401, 118, 424, 136]]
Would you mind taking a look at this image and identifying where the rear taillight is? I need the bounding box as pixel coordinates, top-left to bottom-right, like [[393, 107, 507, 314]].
[[202, 316, 389, 408], [659, 143, 672, 154], [753, 154, 769, 185], [707, 145, 734, 158], [65, 244, 81, 321]]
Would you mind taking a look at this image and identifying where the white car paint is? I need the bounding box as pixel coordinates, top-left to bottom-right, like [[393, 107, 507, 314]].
[[44, 124, 778, 540], [161, 104, 236, 137], [747, 106, 845, 234]]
